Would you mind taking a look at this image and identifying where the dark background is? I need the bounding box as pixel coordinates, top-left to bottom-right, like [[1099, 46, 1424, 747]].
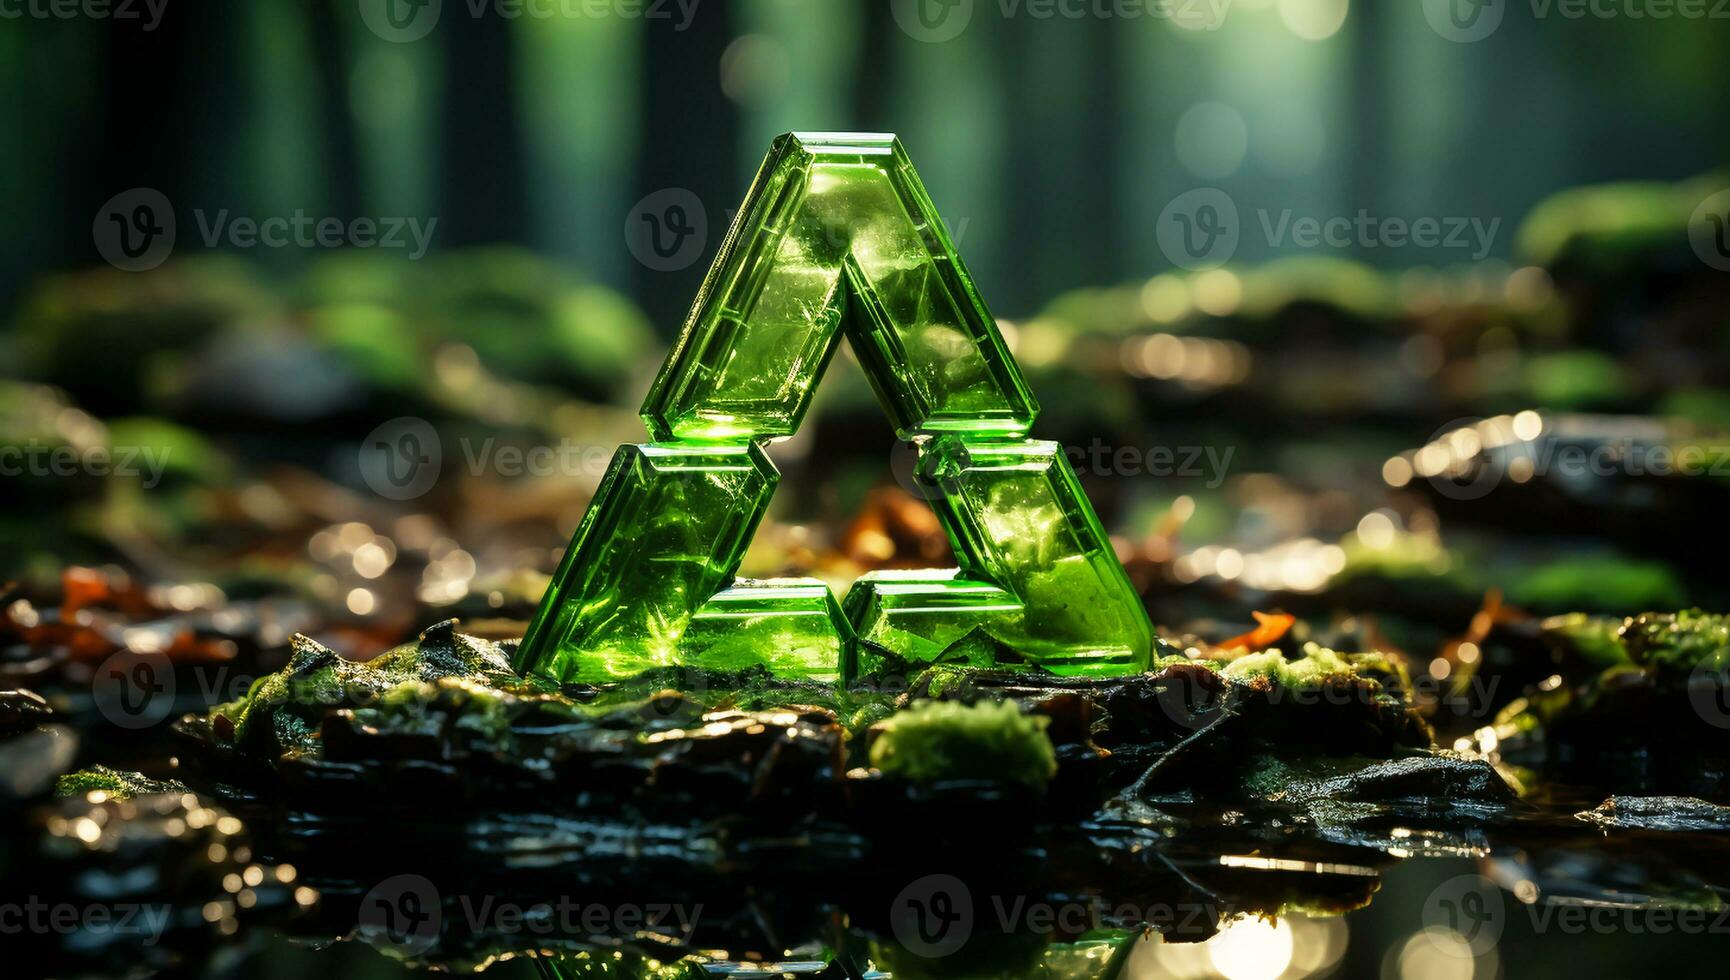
[[5, 0, 1729, 329]]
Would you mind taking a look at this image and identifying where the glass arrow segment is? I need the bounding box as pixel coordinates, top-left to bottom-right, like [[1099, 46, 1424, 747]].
[[519, 133, 1150, 686], [640, 132, 1038, 443], [514, 442, 779, 683]]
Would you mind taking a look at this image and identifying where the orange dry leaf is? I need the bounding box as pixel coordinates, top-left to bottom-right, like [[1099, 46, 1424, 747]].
[[1219, 611, 1297, 652]]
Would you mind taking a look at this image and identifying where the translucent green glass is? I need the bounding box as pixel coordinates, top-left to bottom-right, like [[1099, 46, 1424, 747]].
[[681, 577, 850, 682], [641, 132, 1037, 442], [847, 436, 1154, 676], [843, 569, 1021, 675], [518, 133, 1151, 686], [513, 443, 778, 683]]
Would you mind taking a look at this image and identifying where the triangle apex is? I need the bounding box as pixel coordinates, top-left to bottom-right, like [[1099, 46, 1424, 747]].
[[783, 131, 901, 154]]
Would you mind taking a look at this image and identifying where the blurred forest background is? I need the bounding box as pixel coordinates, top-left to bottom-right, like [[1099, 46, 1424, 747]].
[[4, 0, 1730, 629], [4, 0, 1730, 323], [4, 4, 1730, 978]]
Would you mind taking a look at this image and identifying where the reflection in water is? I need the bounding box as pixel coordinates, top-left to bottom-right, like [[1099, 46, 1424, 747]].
[[1390, 928, 1497, 980], [532, 919, 1353, 980]]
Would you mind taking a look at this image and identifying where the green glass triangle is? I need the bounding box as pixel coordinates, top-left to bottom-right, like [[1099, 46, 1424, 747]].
[[516, 133, 1152, 685], [641, 132, 1037, 442]]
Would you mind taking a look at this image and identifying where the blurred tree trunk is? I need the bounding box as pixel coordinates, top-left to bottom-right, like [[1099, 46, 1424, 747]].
[[438, 15, 528, 247], [855, 2, 893, 127], [1346, 0, 1387, 252], [634, 11, 740, 333], [309, 0, 361, 221]]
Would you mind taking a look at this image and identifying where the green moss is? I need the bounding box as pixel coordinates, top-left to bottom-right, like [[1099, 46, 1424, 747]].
[[1492, 608, 1730, 751], [211, 620, 523, 752], [1335, 530, 1461, 584], [1659, 386, 1730, 433], [1515, 179, 1694, 268], [306, 303, 421, 390], [1620, 609, 1730, 675], [1152, 651, 1212, 673], [55, 765, 189, 801], [1508, 558, 1686, 612], [1521, 350, 1631, 410], [1221, 643, 1380, 691], [870, 699, 1057, 793]]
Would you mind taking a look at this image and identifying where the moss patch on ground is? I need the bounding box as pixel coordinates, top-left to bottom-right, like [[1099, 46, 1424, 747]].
[[868, 699, 1057, 793]]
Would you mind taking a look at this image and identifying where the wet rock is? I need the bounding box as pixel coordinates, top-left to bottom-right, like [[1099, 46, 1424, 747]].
[[1288, 754, 1517, 808], [0, 723, 78, 803], [14, 785, 305, 977], [182, 630, 848, 827], [0, 687, 54, 735], [1576, 795, 1730, 832]]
